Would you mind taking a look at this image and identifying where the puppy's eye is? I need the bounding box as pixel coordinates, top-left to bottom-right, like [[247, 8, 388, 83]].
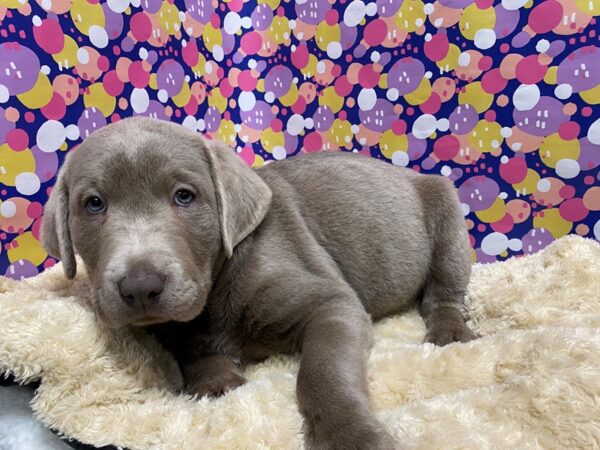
[[174, 189, 195, 207], [86, 196, 106, 214]]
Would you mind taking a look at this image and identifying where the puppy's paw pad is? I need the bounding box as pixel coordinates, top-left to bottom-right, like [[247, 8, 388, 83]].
[[186, 371, 246, 398], [425, 324, 476, 346]]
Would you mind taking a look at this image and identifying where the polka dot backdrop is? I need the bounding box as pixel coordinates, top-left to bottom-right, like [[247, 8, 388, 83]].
[[0, 0, 599, 279]]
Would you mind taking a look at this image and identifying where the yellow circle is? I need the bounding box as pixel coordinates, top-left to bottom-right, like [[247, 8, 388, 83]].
[[533, 208, 573, 239], [459, 4, 496, 40], [539, 133, 580, 169], [84, 83, 116, 117], [16, 73, 53, 109], [8, 232, 47, 266], [458, 82, 494, 113], [0, 145, 35, 186]]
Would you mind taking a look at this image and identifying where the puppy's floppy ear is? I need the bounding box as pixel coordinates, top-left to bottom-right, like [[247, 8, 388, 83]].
[[204, 139, 272, 258], [41, 164, 76, 279]]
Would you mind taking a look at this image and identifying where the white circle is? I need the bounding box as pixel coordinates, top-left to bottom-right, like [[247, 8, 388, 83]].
[[555, 83, 572, 100], [139, 47, 148, 60], [327, 42, 342, 60], [287, 114, 305, 136], [424, 33, 433, 43], [241, 17, 252, 29], [248, 59, 257, 70], [357, 88, 377, 111], [424, 3, 434, 14], [197, 119, 206, 132], [587, 118, 600, 145], [15, 172, 41, 196], [365, 1, 377, 16], [391, 151, 409, 167], [501, 127, 513, 138], [508, 238, 523, 252], [89, 25, 109, 49], [182, 115, 197, 130], [316, 61, 326, 74], [178, 11, 186, 22], [370, 51, 380, 63], [437, 118, 449, 132], [424, 71, 433, 79], [386, 88, 399, 102], [594, 220, 600, 241], [536, 39, 550, 53], [474, 29, 496, 50], [32, 15, 42, 26], [107, 0, 129, 14], [205, 61, 213, 74], [441, 165, 451, 176], [461, 203, 470, 216], [412, 114, 437, 139], [415, 18, 424, 27], [491, 139, 500, 149], [458, 52, 470, 67], [37, 120, 66, 153], [130, 88, 149, 114], [157, 89, 168, 103], [351, 124, 360, 134], [224, 12, 242, 35], [76, 48, 89, 65], [499, 192, 508, 200], [238, 91, 256, 111], [40, 65, 50, 76], [537, 178, 551, 193], [212, 45, 224, 62], [264, 91, 275, 103], [0, 84, 8, 103], [502, 0, 528, 10], [0, 201, 17, 218], [272, 146, 287, 160], [555, 159, 580, 179], [500, 155, 509, 164], [65, 124, 80, 141], [304, 118, 314, 129], [344, 1, 366, 27], [481, 232, 509, 256], [288, 19, 296, 30], [513, 84, 540, 111]]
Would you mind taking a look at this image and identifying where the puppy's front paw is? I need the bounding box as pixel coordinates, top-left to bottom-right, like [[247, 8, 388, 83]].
[[186, 370, 246, 398], [306, 420, 397, 450], [425, 318, 476, 346]]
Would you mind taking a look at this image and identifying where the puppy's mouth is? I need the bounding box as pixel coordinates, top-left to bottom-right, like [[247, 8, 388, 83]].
[[131, 317, 169, 327]]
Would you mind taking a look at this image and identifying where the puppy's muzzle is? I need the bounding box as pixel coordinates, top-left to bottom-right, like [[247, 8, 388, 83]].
[[118, 262, 165, 310]]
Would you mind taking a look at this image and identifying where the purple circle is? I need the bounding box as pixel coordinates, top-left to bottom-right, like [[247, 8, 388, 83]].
[[185, 0, 215, 24], [252, 4, 273, 31], [579, 137, 600, 171], [241, 101, 275, 130], [438, 0, 475, 7], [388, 57, 425, 95], [136, 100, 168, 121], [204, 106, 221, 133], [284, 132, 299, 155], [156, 59, 185, 97], [102, 3, 124, 40], [140, 0, 162, 13], [511, 31, 531, 48], [313, 106, 335, 132], [222, 32, 236, 55], [265, 65, 293, 98], [121, 36, 134, 52], [407, 133, 427, 160], [513, 96, 569, 137], [146, 50, 158, 66], [557, 46, 600, 93], [421, 157, 437, 171], [0, 107, 15, 142], [4, 259, 38, 280], [376, 0, 403, 17], [78, 107, 107, 139], [340, 23, 358, 50], [32, 145, 59, 183], [458, 176, 500, 212], [546, 40, 566, 58], [0, 42, 40, 95], [475, 248, 497, 264], [522, 228, 554, 254], [359, 99, 396, 132], [296, 0, 329, 25], [494, 5, 520, 38], [448, 103, 479, 135], [353, 44, 367, 59]]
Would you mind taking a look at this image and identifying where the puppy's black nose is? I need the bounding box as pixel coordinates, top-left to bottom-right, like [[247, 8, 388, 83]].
[[118, 264, 165, 308]]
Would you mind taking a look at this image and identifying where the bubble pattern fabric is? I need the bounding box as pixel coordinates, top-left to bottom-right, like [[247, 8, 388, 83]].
[[0, 0, 599, 279]]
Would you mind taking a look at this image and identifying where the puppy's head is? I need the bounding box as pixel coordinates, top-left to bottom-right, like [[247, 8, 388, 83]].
[[41, 117, 271, 328]]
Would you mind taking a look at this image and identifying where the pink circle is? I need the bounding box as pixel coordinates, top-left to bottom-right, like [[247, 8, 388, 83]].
[[481, 68, 507, 94], [103, 70, 124, 96], [131, 12, 152, 42], [238, 70, 257, 91], [220, 79, 233, 98], [97, 56, 110, 72], [478, 56, 493, 71], [559, 197, 588, 222], [292, 96, 306, 114], [182, 39, 199, 68], [210, 13, 220, 28], [334, 75, 353, 96], [392, 119, 407, 135], [43, 258, 56, 270], [529, 0, 563, 34], [270, 118, 283, 132], [292, 45, 309, 69], [325, 9, 339, 26], [24, 112, 35, 123], [433, 134, 460, 161], [128, 61, 150, 88], [558, 121, 580, 140], [33, 19, 64, 55], [582, 107, 593, 117], [424, 32, 449, 62], [364, 19, 386, 47], [7, 129, 29, 151], [241, 32, 262, 55], [420, 92, 441, 114], [476, 0, 494, 8], [40, 92, 67, 120], [500, 157, 527, 184], [239, 146, 255, 166], [27, 202, 43, 219], [358, 64, 379, 88], [184, 96, 198, 116], [516, 55, 547, 84], [304, 132, 323, 152], [484, 110, 496, 122], [229, 0, 243, 12], [491, 213, 514, 233], [559, 185, 576, 199]]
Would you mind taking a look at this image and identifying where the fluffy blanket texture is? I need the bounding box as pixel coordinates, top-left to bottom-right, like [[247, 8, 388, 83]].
[[1, 235, 599, 450]]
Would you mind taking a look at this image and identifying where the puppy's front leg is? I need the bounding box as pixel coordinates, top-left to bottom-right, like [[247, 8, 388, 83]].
[[183, 354, 246, 398], [297, 303, 396, 450]]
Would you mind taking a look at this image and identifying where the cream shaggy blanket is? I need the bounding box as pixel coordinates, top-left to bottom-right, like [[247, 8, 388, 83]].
[[1, 235, 599, 450]]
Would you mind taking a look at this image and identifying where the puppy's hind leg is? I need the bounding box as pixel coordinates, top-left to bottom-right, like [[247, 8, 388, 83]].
[[417, 178, 476, 346]]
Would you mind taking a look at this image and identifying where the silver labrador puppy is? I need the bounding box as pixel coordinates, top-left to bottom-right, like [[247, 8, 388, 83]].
[[42, 117, 475, 449]]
